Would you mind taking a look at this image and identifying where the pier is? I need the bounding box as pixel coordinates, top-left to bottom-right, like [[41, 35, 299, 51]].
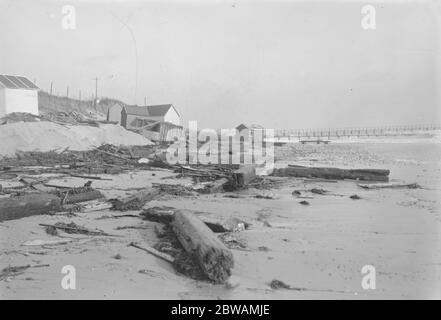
[[274, 124, 440, 142]]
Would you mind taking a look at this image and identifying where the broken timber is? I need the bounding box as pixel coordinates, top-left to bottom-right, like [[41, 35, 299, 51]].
[[110, 188, 160, 211], [59, 189, 104, 205], [171, 210, 234, 283], [226, 165, 257, 190], [272, 165, 389, 182]]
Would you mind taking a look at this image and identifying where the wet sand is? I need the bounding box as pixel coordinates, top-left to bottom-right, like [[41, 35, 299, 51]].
[[1, 142, 440, 299]]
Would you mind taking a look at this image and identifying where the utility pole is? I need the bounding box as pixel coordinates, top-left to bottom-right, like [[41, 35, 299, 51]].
[[50, 82, 53, 95], [66, 86, 69, 98], [79, 90, 81, 101], [93, 77, 100, 105], [144, 96, 147, 106]]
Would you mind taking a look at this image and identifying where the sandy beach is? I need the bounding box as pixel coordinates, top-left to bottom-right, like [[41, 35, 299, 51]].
[[1, 140, 440, 300]]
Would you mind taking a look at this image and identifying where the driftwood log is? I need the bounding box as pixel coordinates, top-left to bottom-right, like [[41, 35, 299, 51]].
[[272, 165, 389, 182], [171, 210, 234, 283], [0, 193, 61, 222]]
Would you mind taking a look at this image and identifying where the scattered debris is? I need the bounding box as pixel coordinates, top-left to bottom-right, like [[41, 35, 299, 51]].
[[218, 233, 248, 250], [269, 279, 292, 290], [112, 253, 122, 260], [223, 194, 241, 198], [45, 225, 59, 236], [152, 183, 194, 196], [39, 222, 117, 237], [22, 239, 75, 246], [269, 279, 306, 291], [128, 242, 175, 264], [254, 194, 274, 199], [0, 264, 50, 281], [310, 188, 326, 195]]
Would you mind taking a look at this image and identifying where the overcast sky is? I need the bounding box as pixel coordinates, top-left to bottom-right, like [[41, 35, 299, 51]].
[[0, 0, 440, 129]]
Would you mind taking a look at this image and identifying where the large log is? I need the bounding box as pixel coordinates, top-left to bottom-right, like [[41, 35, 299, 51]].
[[0, 193, 61, 222], [171, 210, 234, 283], [110, 188, 160, 211], [272, 165, 389, 182]]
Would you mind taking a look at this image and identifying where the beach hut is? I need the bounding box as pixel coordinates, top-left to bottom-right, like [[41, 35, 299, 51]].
[[0, 75, 39, 117]]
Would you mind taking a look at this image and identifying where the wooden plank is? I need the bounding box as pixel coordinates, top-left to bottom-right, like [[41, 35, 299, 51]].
[[171, 210, 234, 283]]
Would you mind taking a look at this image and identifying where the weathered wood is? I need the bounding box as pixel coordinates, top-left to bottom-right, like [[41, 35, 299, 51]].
[[0, 193, 61, 222], [196, 178, 229, 194], [140, 206, 176, 224], [226, 165, 257, 190], [62, 190, 104, 204], [273, 165, 389, 181], [171, 210, 234, 283], [111, 188, 160, 211]]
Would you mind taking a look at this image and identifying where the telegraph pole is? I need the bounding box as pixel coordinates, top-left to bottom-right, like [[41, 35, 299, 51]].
[[50, 82, 53, 95], [93, 77, 100, 105]]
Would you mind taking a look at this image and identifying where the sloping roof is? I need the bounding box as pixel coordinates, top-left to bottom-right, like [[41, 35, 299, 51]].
[[123, 104, 179, 117], [236, 123, 265, 131], [147, 104, 174, 117], [123, 105, 149, 117], [236, 123, 248, 131], [0, 75, 39, 90]]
